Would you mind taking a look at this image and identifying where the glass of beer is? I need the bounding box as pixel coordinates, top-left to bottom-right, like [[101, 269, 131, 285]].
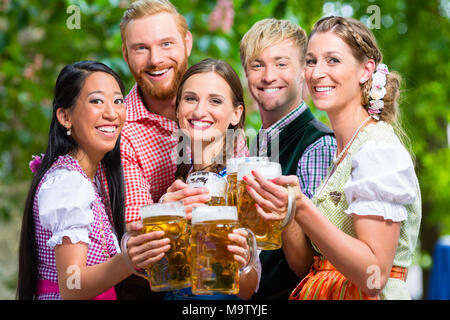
[[186, 171, 226, 206], [225, 157, 269, 206], [237, 161, 293, 250], [139, 201, 191, 292], [190, 206, 257, 295]]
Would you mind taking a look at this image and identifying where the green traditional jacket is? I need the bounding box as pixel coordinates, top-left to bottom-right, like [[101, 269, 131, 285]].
[[251, 107, 334, 300]]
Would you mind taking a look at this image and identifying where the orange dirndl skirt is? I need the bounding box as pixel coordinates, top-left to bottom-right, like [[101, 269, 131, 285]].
[[289, 256, 407, 300]]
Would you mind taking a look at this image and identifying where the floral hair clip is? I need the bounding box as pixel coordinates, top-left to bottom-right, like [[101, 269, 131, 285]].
[[368, 63, 389, 120], [29, 154, 44, 174]]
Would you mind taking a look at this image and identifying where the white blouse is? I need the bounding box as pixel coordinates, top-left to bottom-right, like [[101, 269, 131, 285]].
[[38, 168, 120, 251], [343, 139, 418, 222]]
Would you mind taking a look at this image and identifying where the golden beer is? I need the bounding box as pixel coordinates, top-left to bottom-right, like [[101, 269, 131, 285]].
[[140, 202, 191, 292], [190, 206, 256, 295], [186, 171, 227, 206], [226, 172, 238, 206], [237, 161, 284, 250], [206, 196, 226, 206], [226, 157, 269, 206]]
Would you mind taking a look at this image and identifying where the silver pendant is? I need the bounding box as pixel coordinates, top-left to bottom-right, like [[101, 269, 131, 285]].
[[329, 191, 342, 206]]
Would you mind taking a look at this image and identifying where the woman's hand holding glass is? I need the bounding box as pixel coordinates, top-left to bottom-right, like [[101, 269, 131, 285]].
[[160, 179, 211, 219], [227, 228, 253, 270], [243, 170, 298, 225], [121, 221, 170, 276]]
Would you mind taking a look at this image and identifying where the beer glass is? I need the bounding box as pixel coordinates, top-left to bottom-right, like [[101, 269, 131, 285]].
[[190, 206, 257, 295], [225, 157, 269, 206], [139, 201, 191, 292], [186, 171, 226, 206], [237, 161, 294, 250]]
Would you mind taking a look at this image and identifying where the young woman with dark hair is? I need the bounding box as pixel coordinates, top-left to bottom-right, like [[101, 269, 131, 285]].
[[124, 59, 260, 300], [17, 61, 140, 300], [173, 57, 248, 181]]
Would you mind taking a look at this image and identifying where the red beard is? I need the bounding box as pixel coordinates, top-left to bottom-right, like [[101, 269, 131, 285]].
[[130, 55, 188, 101]]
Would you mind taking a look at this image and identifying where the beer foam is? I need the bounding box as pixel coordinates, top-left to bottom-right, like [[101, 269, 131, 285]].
[[204, 174, 226, 196], [227, 157, 245, 173], [227, 157, 270, 173], [140, 201, 186, 219], [191, 206, 238, 224], [237, 161, 281, 180], [187, 171, 226, 197]]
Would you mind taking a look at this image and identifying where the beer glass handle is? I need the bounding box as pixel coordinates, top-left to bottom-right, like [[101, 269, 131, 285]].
[[120, 232, 149, 279], [239, 228, 258, 275], [280, 185, 296, 229]]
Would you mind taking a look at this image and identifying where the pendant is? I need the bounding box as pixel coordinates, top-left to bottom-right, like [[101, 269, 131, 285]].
[[329, 191, 342, 206]]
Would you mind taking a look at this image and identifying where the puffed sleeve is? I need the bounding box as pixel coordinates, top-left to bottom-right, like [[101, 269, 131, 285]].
[[38, 168, 95, 247], [343, 139, 418, 222]]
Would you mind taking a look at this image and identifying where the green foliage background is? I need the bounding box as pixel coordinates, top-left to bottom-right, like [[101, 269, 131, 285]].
[[0, 0, 448, 299]]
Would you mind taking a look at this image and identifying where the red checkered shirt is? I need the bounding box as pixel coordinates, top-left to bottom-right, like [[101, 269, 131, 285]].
[[121, 84, 179, 223]]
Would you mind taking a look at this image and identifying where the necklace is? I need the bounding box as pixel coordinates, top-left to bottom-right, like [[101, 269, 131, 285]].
[[192, 141, 225, 173], [316, 115, 373, 198], [333, 116, 373, 165]]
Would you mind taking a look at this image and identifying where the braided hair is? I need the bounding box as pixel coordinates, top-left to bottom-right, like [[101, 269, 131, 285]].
[[309, 16, 401, 125], [308, 16, 412, 158]]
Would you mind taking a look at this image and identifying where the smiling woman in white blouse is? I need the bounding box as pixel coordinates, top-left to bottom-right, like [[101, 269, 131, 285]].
[[243, 16, 421, 300], [17, 61, 141, 300]]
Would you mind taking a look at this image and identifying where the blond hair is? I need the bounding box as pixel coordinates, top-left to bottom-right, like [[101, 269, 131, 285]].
[[240, 19, 307, 68], [310, 16, 413, 159], [120, 0, 188, 42], [310, 16, 402, 125]]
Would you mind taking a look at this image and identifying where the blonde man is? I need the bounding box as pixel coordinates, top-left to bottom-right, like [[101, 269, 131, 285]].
[[240, 19, 337, 299]]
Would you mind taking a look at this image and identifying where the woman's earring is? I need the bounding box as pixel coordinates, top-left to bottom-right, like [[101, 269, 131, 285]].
[[65, 122, 71, 136]]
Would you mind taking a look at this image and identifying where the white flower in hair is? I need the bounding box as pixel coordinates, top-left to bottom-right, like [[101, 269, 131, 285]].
[[369, 99, 384, 110], [370, 86, 386, 100], [376, 63, 389, 75], [367, 63, 389, 120], [372, 72, 386, 89]]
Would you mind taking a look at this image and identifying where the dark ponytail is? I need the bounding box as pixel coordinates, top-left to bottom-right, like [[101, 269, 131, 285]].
[[309, 16, 411, 157]]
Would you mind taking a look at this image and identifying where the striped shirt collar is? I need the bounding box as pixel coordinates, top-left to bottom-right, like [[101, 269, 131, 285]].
[[259, 101, 307, 152], [262, 101, 307, 136]]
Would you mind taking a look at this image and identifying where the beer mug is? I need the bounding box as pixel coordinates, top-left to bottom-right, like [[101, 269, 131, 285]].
[[190, 206, 257, 295], [225, 157, 269, 206], [237, 161, 294, 250], [139, 202, 191, 292], [186, 171, 226, 206]]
